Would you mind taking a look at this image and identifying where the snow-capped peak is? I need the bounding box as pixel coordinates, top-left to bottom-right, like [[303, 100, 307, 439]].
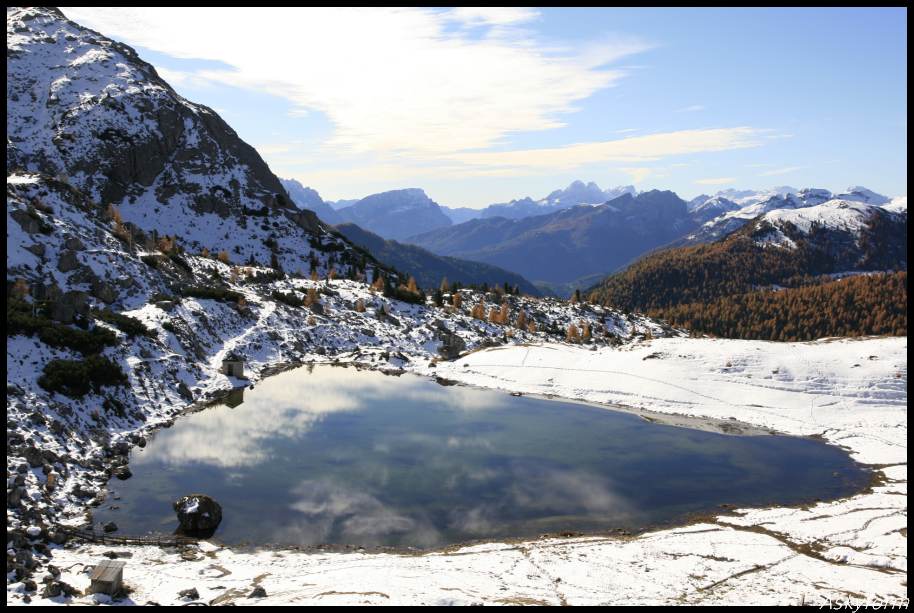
[[883, 196, 907, 214], [836, 186, 891, 206]]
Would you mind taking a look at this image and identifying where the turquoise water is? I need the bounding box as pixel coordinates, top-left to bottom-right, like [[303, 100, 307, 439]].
[[95, 365, 869, 548]]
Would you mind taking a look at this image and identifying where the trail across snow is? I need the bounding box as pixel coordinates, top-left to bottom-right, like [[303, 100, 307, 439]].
[[209, 298, 277, 372]]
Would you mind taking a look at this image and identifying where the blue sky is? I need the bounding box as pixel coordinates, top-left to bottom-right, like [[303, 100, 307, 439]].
[[63, 7, 907, 207]]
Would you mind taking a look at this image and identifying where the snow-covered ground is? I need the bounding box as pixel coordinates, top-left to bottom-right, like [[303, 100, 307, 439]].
[[14, 336, 906, 606]]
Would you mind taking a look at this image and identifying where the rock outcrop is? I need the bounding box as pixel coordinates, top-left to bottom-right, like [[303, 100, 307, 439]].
[[173, 494, 223, 534]]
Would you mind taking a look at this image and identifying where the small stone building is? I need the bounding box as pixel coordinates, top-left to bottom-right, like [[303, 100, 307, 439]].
[[221, 352, 245, 378], [89, 559, 125, 596]]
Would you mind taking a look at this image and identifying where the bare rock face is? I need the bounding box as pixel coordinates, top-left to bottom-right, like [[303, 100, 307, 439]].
[[173, 494, 222, 535], [436, 323, 466, 360]]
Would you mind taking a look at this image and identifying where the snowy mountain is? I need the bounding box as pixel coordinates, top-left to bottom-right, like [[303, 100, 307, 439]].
[[837, 186, 892, 206], [689, 187, 850, 243], [688, 195, 741, 224], [5, 9, 906, 606], [884, 196, 907, 214], [279, 178, 342, 225], [751, 198, 908, 263], [7, 6, 348, 276], [544, 180, 636, 208], [690, 186, 798, 211], [479, 181, 637, 220], [334, 188, 453, 240]]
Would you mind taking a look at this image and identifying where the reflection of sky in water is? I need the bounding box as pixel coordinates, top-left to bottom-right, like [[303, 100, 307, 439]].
[[99, 366, 870, 548], [132, 367, 509, 469]]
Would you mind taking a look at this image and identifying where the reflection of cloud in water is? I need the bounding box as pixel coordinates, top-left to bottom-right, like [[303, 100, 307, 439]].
[[443, 465, 499, 491], [135, 366, 509, 470], [446, 467, 633, 535], [446, 435, 493, 449], [133, 369, 367, 468], [510, 468, 632, 515], [281, 479, 442, 547], [448, 504, 501, 536]]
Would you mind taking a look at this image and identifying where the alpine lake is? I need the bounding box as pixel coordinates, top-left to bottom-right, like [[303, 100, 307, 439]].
[[94, 364, 870, 549]]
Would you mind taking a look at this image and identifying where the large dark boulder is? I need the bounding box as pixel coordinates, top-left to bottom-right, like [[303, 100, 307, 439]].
[[173, 494, 222, 535], [437, 328, 466, 360]]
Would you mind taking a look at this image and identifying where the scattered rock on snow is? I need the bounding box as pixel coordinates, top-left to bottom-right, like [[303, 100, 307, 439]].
[[178, 587, 200, 600]]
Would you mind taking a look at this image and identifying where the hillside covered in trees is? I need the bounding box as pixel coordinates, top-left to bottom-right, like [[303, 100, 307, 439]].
[[590, 211, 906, 310], [648, 272, 907, 341], [588, 207, 907, 341]]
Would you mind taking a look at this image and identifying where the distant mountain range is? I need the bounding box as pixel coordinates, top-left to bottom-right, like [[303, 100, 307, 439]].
[[473, 181, 636, 221], [281, 175, 905, 298], [281, 181, 541, 292], [282, 179, 639, 238], [334, 224, 541, 295], [407, 190, 696, 287]]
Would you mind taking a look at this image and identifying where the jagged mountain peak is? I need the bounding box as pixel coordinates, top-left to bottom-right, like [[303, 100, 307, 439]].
[[281, 178, 323, 204], [333, 188, 452, 240], [279, 178, 342, 225]]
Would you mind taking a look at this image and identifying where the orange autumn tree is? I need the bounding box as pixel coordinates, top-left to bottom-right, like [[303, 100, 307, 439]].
[[516, 310, 527, 330]]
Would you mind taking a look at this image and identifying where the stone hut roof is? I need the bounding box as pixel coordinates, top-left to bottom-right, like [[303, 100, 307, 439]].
[[222, 351, 243, 363]]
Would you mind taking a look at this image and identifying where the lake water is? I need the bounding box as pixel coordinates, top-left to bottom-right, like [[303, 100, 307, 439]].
[[95, 365, 869, 548]]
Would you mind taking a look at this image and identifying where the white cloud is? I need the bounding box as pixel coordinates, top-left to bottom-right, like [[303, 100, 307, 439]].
[[694, 177, 737, 185], [759, 165, 804, 176], [676, 104, 705, 113], [274, 127, 765, 188], [447, 7, 540, 27], [273, 128, 767, 190], [61, 7, 650, 157], [441, 127, 766, 171]]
